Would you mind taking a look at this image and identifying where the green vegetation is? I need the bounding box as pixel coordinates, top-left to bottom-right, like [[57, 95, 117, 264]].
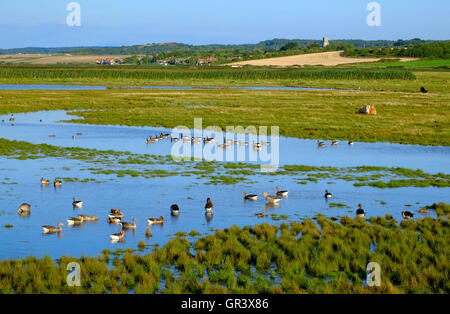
[[0, 213, 448, 294], [344, 41, 450, 59], [0, 66, 416, 82], [0, 139, 448, 187], [0, 78, 449, 145]]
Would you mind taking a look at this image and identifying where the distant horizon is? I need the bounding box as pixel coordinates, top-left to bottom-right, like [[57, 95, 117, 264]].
[[1, 37, 448, 51]]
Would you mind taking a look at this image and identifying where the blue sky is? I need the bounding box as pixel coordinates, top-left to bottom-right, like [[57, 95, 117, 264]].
[[0, 0, 449, 48]]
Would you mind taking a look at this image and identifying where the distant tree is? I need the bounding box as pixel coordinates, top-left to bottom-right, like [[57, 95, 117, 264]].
[[280, 42, 299, 51]]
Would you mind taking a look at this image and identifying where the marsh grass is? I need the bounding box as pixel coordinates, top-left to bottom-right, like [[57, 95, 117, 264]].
[[0, 211, 448, 293]]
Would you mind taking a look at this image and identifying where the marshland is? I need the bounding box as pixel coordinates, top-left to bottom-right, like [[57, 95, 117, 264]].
[[0, 65, 449, 294]]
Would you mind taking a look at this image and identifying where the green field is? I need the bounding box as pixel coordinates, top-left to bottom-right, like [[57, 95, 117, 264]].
[[1, 82, 449, 146], [0, 210, 448, 294], [364, 59, 450, 68]]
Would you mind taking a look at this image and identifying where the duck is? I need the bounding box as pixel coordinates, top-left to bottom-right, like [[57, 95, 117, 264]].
[[243, 192, 258, 201], [108, 209, 124, 219], [356, 204, 365, 218], [53, 179, 62, 187], [77, 214, 98, 222], [331, 140, 339, 146], [348, 140, 354, 145], [120, 218, 137, 230], [67, 216, 83, 225], [205, 198, 214, 213], [402, 211, 414, 219], [324, 190, 332, 199], [72, 197, 83, 208], [17, 203, 31, 214], [317, 140, 326, 148], [110, 230, 126, 241], [262, 192, 282, 204], [275, 187, 289, 197], [108, 217, 122, 224], [147, 216, 164, 225], [42, 222, 64, 233], [40, 177, 50, 185], [171, 204, 180, 216]]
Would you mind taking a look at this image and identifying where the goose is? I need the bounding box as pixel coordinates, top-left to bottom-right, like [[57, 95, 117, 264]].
[[239, 141, 249, 146], [217, 143, 230, 149], [181, 135, 190, 140], [147, 216, 164, 225], [261, 141, 270, 146], [67, 216, 83, 225], [348, 140, 354, 145], [256, 212, 265, 218], [205, 198, 214, 213], [324, 190, 332, 199], [191, 138, 202, 145], [243, 192, 258, 201], [9, 117, 15, 122], [417, 208, 428, 213], [39, 119, 43, 123], [108, 217, 122, 224], [204, 137, 215, 143], [48, 135, 56, 138], [402, 211, 414, 219], [72, 197, 83, 208], [192, 136, 202, 141], [356, 204, 365, 218], [42, 222, 64, 233], [262, 192, 282, 204], [171, 204, 180, 216], [331, 140, 339, 146], [110, 230, 126, 241], [40, 177, 50, 185], [171, 137, 179, 142], [183, 138, 191, 143], [17, 203, 31, 214], [275, 187, 289, 197], [317, 140, 326, 148], [120, 218, 137, 230], [420, 86, 428, 93], [53, 180, 62, 187], [76, 132, 83, 136], [77, 214, 98, 221], [233, 141, 239, 145], [108, 211, 124, 219], [224, 139, 233, 144]]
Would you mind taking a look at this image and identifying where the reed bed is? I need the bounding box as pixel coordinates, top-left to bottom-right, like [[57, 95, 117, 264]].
[[0, 211, 448, 294], [0, 66, 416, 81]]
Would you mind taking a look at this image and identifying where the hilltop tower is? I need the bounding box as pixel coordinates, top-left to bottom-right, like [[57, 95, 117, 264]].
[[322, 37, 329, 48]]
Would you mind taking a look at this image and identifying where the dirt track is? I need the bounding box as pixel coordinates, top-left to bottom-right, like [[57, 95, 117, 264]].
[[0, 54, 131, 64]]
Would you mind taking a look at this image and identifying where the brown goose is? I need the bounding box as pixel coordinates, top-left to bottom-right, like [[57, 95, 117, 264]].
[[110, 230, 125, 241], [42, 222, 64, 233], [275, 187, 288, 197], [262, 192, 281, 204], [77, 214, 98, 221], [53, 179, 62, 187], [40, 177, 50, 185], [121, 218, 137, 229], [147, 216, 164, 225], [17, 203, 31, 214]]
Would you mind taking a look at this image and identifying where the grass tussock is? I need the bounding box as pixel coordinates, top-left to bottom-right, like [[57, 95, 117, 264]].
[[0, 210, 448, 294]]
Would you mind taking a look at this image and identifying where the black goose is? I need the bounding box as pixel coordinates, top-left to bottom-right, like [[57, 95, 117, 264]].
[[171, 204, 180, 216], [402, 211, 414, 219]]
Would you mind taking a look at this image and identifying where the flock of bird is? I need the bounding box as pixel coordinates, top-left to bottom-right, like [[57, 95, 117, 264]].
[[16, 178, 416, 243], [317, 140, 354, 147], [146, 133, 270, 151]]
